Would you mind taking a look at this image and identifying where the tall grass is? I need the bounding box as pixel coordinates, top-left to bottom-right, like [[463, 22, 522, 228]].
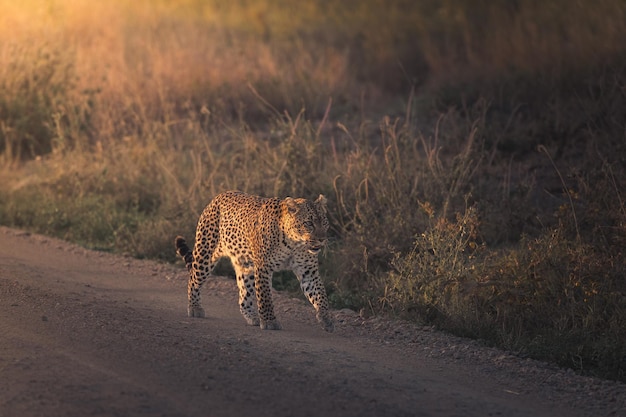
[[1, 0, 625, 381], [417, 0, 626, 82]]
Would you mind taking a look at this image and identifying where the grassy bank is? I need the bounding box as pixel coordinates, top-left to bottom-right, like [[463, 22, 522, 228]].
[[1, 0, 625, 381]]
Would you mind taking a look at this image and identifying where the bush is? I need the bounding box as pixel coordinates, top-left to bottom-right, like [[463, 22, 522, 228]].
[[484, 231, 625, 380]]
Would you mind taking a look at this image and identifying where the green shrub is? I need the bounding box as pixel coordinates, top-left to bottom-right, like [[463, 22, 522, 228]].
[[484, 231, 625, 380], [384, 203, 482, 320]]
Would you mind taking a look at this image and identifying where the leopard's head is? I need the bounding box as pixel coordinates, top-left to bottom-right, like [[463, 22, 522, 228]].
[[281, 195, 328, 255]]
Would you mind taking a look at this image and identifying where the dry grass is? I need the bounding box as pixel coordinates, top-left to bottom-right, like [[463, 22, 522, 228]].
[[1, 0, 625, 381]]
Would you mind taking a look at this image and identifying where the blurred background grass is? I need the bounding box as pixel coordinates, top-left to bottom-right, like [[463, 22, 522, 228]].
[[1, 0, 625, 381]]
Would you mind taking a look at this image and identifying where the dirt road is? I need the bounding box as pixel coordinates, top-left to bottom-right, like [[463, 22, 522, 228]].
[[0, 227, 624, 417]]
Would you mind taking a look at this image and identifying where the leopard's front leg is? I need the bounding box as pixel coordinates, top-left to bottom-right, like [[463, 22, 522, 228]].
[[295, 263, 334, 332], [234, 261, 260, 326], [254, 264, 281, 330]]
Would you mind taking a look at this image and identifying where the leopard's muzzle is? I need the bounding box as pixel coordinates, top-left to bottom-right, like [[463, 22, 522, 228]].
[[307, 240, 326, 255]]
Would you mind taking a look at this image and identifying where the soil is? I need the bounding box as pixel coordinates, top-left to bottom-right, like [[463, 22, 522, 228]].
[[0, 226, 624, 417]]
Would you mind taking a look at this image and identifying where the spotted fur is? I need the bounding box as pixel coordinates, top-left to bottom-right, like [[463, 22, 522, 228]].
[[175, 190, 333, 332]]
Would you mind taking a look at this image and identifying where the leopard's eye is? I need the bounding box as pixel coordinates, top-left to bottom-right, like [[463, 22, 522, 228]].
[[303, 220, 314, 229]]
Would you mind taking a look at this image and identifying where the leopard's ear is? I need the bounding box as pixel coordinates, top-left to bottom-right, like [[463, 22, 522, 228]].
[[314, 194, 327, 212], [284, 197, 299, 214]]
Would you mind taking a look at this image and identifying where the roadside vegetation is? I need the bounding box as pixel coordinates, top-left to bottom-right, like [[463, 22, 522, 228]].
[[1, 0, 624, 381]]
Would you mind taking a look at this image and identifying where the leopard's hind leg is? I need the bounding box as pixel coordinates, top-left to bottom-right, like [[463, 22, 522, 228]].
[[177, 203, 220, 318]]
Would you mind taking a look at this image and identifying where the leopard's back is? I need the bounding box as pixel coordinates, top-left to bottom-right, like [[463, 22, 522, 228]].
[[208, 191, 280, 259]]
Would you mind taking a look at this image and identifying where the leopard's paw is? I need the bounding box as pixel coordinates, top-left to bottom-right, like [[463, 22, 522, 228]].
[[244, 315, 260, 326], [317, 312, 335, 333], [260, 318, 282, 330], [188, 306, 206, 318]]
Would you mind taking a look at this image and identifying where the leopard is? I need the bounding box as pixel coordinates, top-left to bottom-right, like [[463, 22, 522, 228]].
[[175, 190, 334, 332]]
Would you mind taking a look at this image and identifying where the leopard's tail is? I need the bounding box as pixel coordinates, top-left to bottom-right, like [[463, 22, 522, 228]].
[[175, 236, 193, 271]]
